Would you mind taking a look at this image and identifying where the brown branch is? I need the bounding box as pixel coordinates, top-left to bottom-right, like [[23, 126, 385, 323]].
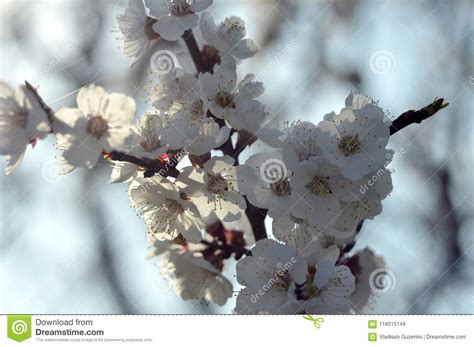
[[24, 81, 56, 125], [24, 81, 181, 179], [199, 223, 251, 269], [29, 37, 449, 248], [389, 98, 449, 135], [181, 29, 269, 242], [217, 137, 237, 161], [200, 239, 251, 260], [245, 205, 268, 241], [182, 29, 206, 73], [107, 151, 179, 178]]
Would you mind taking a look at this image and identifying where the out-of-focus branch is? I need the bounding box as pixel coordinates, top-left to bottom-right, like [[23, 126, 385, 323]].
[[84, 170, 138, 314], [407, 167, 464, 313], [389, 98, 449, 135]]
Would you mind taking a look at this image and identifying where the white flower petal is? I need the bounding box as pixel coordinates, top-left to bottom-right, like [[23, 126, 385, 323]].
[[203, 155, 234, 174], [77, 85, 107, 116], [232, 38, 260, 59], [4, 148, 26, 175], [153, 15, 197, 41], [199, 11, 217, 44], [103, 93, 136, 127], [190, 0, 212, 13]]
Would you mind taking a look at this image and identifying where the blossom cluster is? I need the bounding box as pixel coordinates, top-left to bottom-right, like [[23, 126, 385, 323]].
[[1, 0, 398, 314]]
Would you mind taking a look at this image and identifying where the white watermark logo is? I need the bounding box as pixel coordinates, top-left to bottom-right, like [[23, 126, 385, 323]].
[[250, 258, 296, 303], [369, 50, 396, 75], [150, 50, 177, 75], [369, 268, 396, 293], [150, 268, 172, 293], [259, 158, 287, 184], [360, 147, 405, 194], [41, 158, 66, 183]]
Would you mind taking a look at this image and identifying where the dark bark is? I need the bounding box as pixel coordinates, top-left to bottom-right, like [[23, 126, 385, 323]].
[[108, 151, 179, 178], [389, 98, 448, 136], [182, 29, 269, 241]]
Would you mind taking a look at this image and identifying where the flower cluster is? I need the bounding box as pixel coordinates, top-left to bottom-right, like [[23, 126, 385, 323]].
[[0, 0, 446, 314]]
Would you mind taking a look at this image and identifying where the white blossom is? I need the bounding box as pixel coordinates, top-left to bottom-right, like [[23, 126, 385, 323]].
[[283, 229, 356, 313], [235, 237, 355, 314], [151, 0, 212, 41], [199, 12, 260, 60], [289, 157, 357, 229], [302, 247, 356, 314], [199, 59, 265, 128], [245, 151, 292, 221], [149, 71, 201, 115], [175, 155, 256, 222], [273, 214, 355, 249], [109, 161, 138, 184], [225, 83, 267, 135], [148, 72, 231, 155], [55, 85, 135, 173], [342, 247, 386, 312], [273, 217, 318, 245], [0, 0, 422, 316], [152, 240, 233, 305], [0, 82, 51, 174], [117, 0, 159, 66], [316, 97, 390, 180], [234, 239, 307, 314], [333, 168, 393, 233], [129, 177, 203, 242], [163, 111, 230, 155], [128, 112, 168, 159], [345, 91, 374, 109], [259, 120, 322, 169], [109, 112, 169, 183]]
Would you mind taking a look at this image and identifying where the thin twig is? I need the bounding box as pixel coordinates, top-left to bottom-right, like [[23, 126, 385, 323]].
[[389, 98, 449, 135], [245, 205, 268, 241], [182, 29, 206, 73], [24, 81, 56, 124], [108, 151, 179, 178]]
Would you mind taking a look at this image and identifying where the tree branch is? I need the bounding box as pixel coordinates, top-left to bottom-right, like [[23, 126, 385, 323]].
[[107, 151, 179, 178], [24, 81, 56, 125], [24, 80, 181, 178], [181, 29, 269, 241], [182, 29, 206, 73], [200, 239, 251, 260], [28, 54, 449, 248], [389, 98, 449, 135], [245, 205, 268, 241]]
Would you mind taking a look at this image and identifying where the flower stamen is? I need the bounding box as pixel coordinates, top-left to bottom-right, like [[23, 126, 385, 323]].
[[87, 115, 109, 139], [215, 90, 234, 108], [271, 178, 291, 196], [207, 174, 232, 194], [169, 0, 194, 17], [338, 134, 361, 156], [306, 176, 332, 196]]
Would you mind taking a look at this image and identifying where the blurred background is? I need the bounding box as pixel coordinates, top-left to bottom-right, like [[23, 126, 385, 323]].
[[0, 0, 473, 314]]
